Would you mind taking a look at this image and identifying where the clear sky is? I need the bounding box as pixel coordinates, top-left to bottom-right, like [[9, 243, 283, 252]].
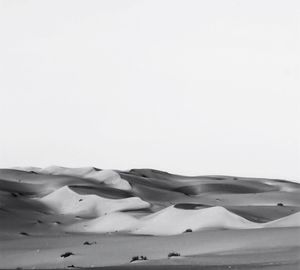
[[0, 0, 299, 181]]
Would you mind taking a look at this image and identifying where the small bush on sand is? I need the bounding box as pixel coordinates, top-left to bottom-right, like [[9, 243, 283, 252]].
[[277, 203, 284, 206], [60, 252, 75, 258], [184, 228, 192, 233], [168, 252, 180, 258], [130, 255, 148, 262], [83, 241, 97, 245]]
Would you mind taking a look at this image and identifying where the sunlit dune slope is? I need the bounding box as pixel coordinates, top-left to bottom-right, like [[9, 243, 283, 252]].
[[39, 186, 150, 218]]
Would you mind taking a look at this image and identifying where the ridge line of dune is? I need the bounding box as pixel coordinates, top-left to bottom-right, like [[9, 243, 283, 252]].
[[38, 185, 150, 218], [66, 204, 300, 235]]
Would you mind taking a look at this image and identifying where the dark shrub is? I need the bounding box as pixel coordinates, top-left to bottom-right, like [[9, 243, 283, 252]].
[[130, 255, 148, 262], [61, 252, 74, 258], [184, 228, 192, 233], [168, 252, 180, 258], [277, 203, 284, 206], [130, 256, 139, 262], [83, 241, 97, 245]]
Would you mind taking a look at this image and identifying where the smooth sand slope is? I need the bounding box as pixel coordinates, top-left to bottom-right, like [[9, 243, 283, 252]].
[[0, 166, 300, 269], [67, 205, 300, 235], [39, 186, 150, 218]]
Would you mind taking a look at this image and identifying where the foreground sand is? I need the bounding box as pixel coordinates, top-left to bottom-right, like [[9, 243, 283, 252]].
[[0, 167, 299, 269], [1, 228, 300, 269]]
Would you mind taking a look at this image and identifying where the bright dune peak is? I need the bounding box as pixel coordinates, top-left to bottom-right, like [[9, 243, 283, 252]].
[[39, 185, 150, 218]]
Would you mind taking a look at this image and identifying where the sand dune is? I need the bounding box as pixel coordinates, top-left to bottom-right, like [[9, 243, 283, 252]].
[[38, 186, 150, 218], [132, 206, 260, 235], [0, 166, 299, 269], [265, 212, 300, 228], [67, 212, 139, 233], [30, 166, 132, 191], [67, 205, 299, 236]]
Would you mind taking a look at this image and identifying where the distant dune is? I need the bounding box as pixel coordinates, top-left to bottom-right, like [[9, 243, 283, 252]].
[[0, 166, 299, 269]]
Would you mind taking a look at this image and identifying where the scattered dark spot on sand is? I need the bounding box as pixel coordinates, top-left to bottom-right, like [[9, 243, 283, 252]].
[[11, 193, 18, 197], [277, 203, 284, 206], [36, 220, 43, 224], [67, 265, 75, 268], [79, 199, 83, 202], [54, 221, 62, 225], [184, 228, 193, 233], [60, 252, 74, 258], [20, 232, 29, 236]]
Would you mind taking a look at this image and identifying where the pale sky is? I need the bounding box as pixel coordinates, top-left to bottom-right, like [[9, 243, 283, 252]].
[[0, 0, 299, 181]]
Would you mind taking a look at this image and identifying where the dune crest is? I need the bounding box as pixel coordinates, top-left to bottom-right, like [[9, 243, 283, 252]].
[[39, 186, 150, 218], [66, 205, 300, 236], [36, 166, 132, 190], [131, 206, 260, 235]]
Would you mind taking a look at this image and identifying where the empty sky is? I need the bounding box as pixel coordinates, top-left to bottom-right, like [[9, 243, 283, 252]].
[[0, 0, 299, 181]]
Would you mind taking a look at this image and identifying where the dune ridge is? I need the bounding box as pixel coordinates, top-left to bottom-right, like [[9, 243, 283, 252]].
[[66, 204, 300, 236], [16, 166, 132, 191], [39, 185, 150, 218]]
